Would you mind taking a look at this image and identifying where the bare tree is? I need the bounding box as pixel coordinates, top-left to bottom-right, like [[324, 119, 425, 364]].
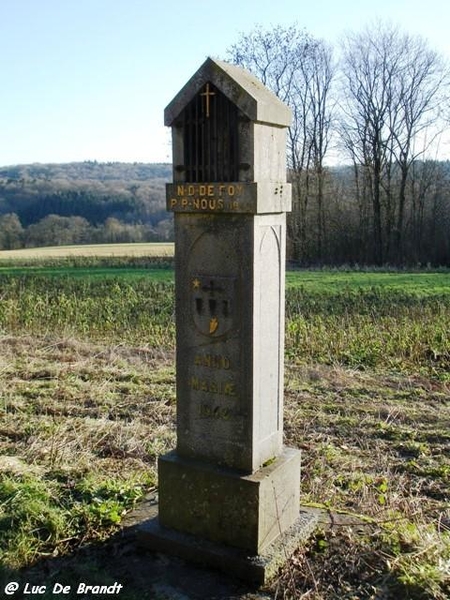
[[339, 21, 449, 264], [227, 25, 335, 263], [299, 41, 334, 259], [339, 23, 399, 264], [389, 34, 449, 259]]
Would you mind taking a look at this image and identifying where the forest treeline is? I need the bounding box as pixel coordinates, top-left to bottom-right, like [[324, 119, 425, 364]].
[[229, 21, 450, 266], [1, 21, 450, 266], [0, 162, 172, 249], [1, 155, 449, 265]]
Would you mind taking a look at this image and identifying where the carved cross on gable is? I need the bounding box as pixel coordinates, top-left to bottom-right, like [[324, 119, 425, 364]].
[[200, 83, 215, 118]]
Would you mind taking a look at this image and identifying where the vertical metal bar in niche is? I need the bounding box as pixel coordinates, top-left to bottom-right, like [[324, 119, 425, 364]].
[[187, 97, 192, 182], [230, 99, 236, 181], [188, 102, 193, 182], [200, 94, 205, 183], [222, 91, 227, 181], [212, 86, 217, 181], [190, 103, 194, 181], [205, 89, 211, 181], [225, 94, 231, 181], [206, 89, 210, 181], [222, 96, 227, 182], [195, 94, 200, 182], [232, 105, 239, 181], [190, 104, 197, 181], [183, 110, 190, 182], [215, 91, 221, 181], [190, 105, 195, 182]]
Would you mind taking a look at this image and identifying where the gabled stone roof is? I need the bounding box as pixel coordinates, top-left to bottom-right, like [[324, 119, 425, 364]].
[[164, 57, 291, 127]]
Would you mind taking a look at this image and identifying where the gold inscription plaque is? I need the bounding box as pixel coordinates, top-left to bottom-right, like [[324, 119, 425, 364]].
[[177, 184, 242, 197], [168, 183, 244, 212]]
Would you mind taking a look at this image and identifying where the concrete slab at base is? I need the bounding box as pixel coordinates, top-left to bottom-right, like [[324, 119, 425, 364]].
[[137, 503, 318, 585]]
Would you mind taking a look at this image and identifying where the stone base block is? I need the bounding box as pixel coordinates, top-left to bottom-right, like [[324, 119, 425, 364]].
[[137, 502, 318, 585], [158, 447, 301, 554]]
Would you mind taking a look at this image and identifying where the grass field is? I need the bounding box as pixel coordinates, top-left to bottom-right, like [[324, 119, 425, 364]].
[[286, 269, 450, 296], [0, 253, 449, 599]]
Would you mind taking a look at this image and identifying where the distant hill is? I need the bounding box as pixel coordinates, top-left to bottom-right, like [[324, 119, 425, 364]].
[[0, 162, 173, 249], [0, 161, 172, 183]]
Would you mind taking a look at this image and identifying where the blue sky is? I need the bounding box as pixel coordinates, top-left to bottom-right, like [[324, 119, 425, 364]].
[[1, 0, 449, 167]]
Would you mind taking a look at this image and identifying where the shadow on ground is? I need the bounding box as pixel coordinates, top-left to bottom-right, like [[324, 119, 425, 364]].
[[0, 497, 272, 600]]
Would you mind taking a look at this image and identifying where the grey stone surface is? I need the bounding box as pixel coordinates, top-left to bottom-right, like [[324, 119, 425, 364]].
[[158, 448, 301, 553], [166, 58, 291, 188], [137, 499, 319, 585], [172, 211, 286, 473], [166, 182, 291, 214], [148, 57, 314, 584], [164, 58, 292, 128]]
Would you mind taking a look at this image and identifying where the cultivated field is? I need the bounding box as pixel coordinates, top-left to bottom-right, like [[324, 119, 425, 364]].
[[0, 256, 449, 599], [0, 242, 174, 260]]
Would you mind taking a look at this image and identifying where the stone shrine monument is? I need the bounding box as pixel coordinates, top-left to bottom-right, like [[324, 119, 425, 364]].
[[139, 57, 316, 583]]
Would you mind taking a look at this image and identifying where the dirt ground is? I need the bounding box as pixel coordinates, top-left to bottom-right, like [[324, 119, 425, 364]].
[[8, 495, 362, 600], [10, 511, 275, 600]]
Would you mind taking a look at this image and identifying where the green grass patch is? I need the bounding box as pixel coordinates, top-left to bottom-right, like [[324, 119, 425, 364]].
[[0, 267, 449, 376], [0, 336, 175, 578], [0, 253, 174, 273], [0, 266, 174, 281], [0, 471, 150, 570], [1, 337, 448, 598], [0, 265, 450, 597], [286, 269, 450, 296], [0, 275, 175, 345]]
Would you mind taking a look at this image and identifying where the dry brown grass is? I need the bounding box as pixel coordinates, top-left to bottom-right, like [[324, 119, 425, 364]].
[[1, 335, 449, 598], [273, 364, 450, 599], [0, 242, 174, 260], [0, 335, 176, 475]]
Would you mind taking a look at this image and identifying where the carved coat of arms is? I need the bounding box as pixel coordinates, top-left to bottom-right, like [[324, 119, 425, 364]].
[[191, 275, 236, 337]]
